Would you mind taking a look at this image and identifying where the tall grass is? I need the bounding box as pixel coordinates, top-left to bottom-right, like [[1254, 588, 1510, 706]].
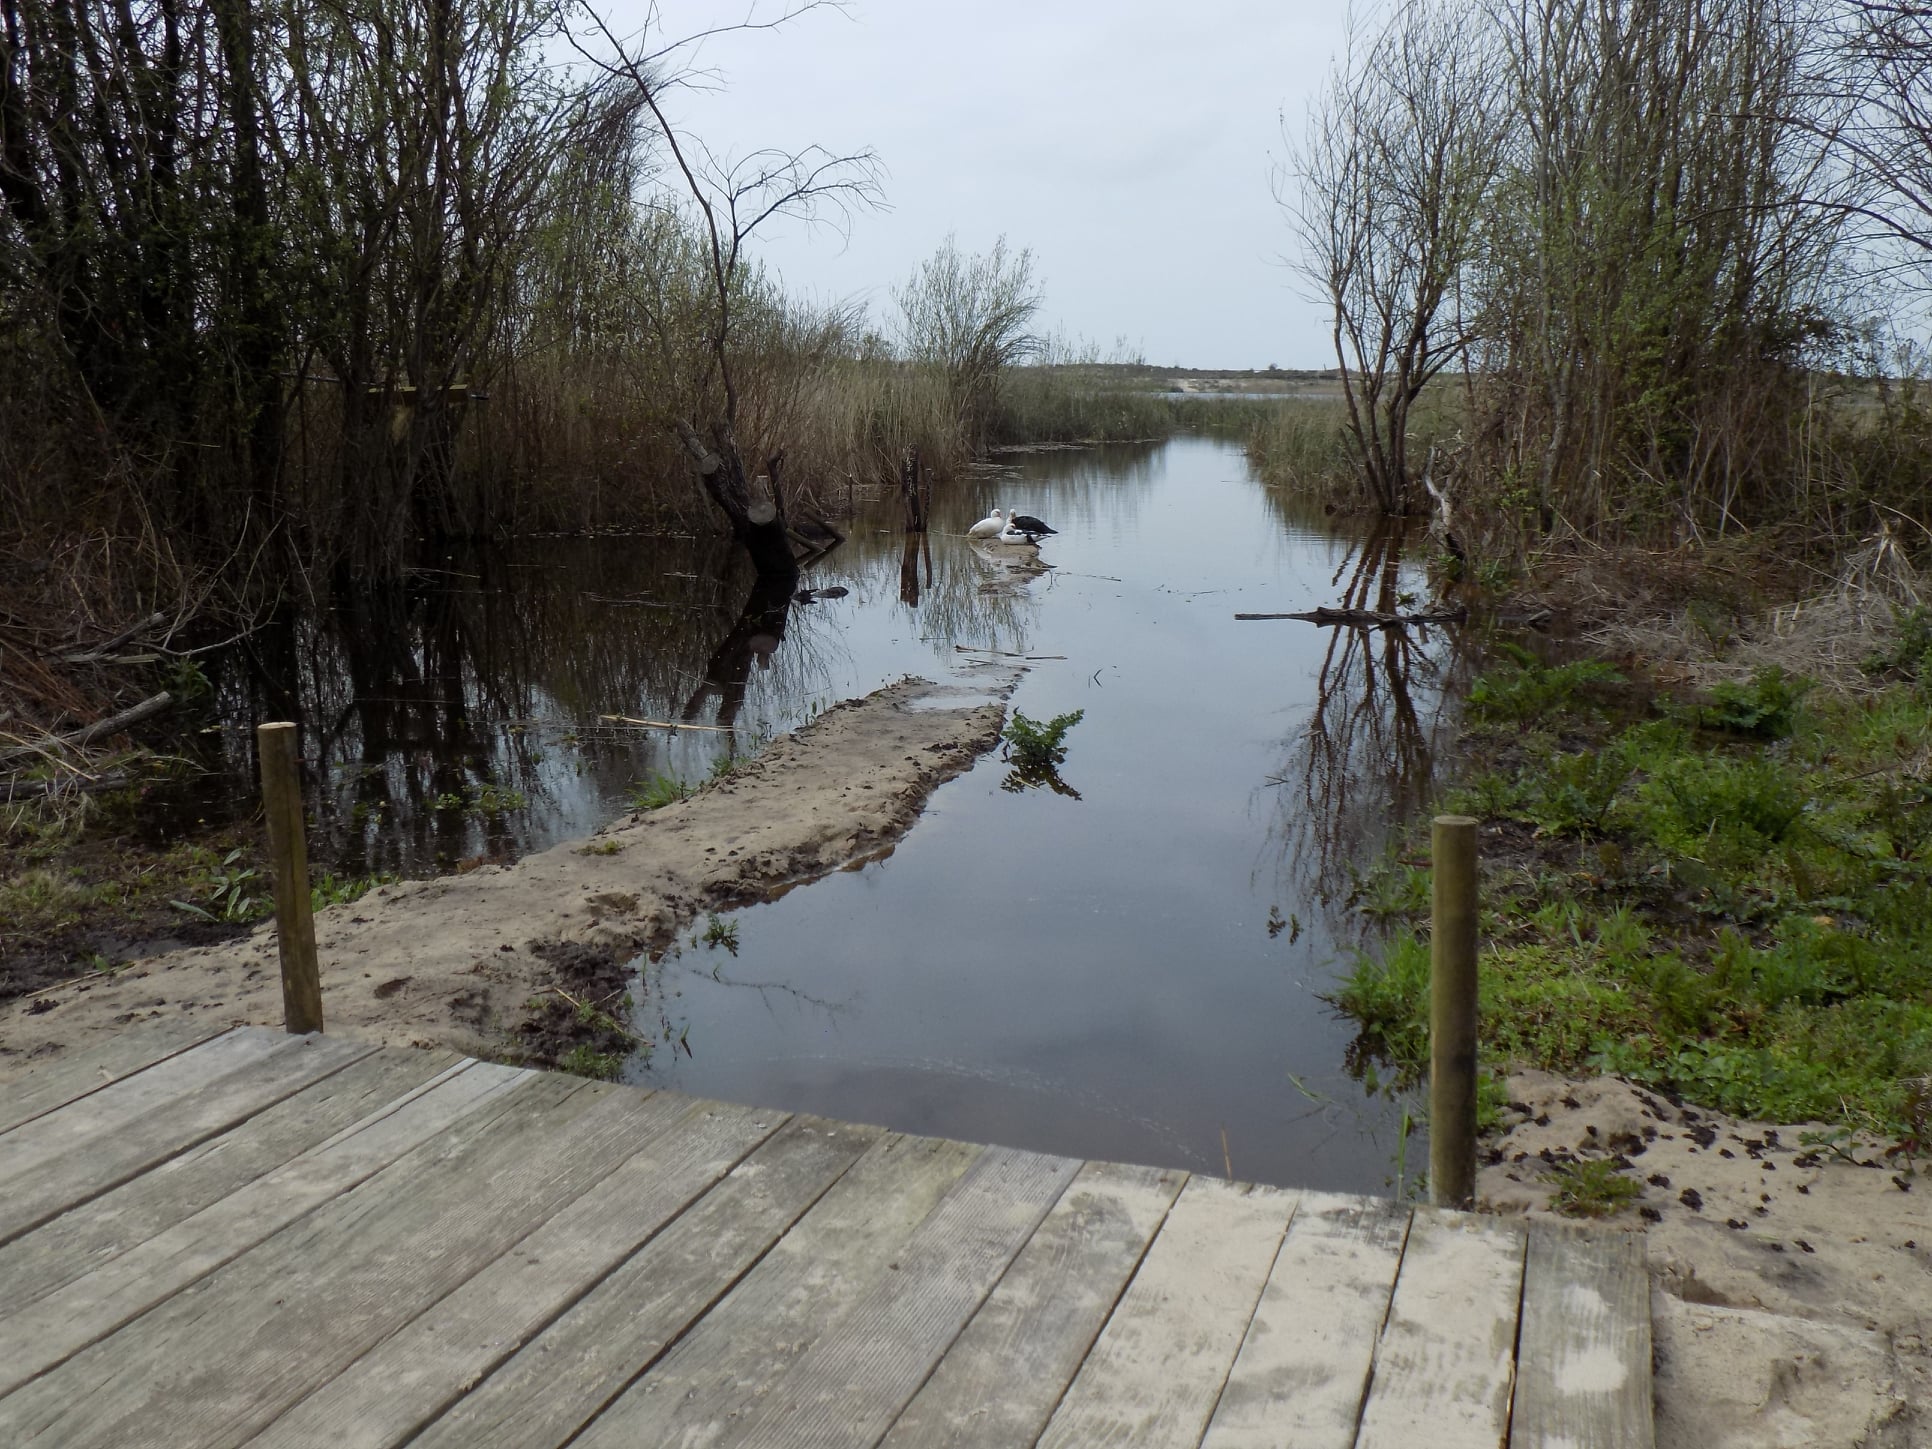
[[1243, 399, 1355, 500]]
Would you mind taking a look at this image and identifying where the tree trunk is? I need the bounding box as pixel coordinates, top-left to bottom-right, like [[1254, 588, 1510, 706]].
[[675, 421, 799, 584]]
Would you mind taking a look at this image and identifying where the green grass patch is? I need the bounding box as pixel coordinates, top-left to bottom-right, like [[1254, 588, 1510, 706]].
[[1334, 654, 1932, 1136], [1546, 1159, 1643, 1218], [627, 773, 692, 811], [558, 1044, 623, 1081], [310, 870, 397, 912]]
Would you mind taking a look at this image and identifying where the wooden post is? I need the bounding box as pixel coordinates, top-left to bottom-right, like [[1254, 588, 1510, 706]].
[[1430, 814, 1479, 1209], [258, 722, 323, 1034]]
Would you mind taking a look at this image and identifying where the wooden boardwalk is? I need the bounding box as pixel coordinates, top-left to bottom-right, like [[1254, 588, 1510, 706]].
[[0, 1022, 1654, 1448]]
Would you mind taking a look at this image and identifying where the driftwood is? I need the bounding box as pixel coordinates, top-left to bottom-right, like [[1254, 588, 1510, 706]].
[[597, 714, 732, 733], [1234, 606, 1466, 628], [0, 771, 135, 801], [60, 611, 168, 664], [953, 645, 1069, 660], [0, 690, 174, 766]]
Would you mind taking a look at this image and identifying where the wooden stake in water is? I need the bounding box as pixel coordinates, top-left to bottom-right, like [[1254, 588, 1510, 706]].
[[258, 721, 323, 1034], [1430, 814, 1479, 1209]]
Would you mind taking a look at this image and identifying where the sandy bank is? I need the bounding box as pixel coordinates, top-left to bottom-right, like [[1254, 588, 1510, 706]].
[[0, 668, 1021, 1078], [1484, 1070, 1928, 1447]]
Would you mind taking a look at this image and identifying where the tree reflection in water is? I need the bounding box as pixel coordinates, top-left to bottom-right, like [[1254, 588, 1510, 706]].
[[1265, 520, 1474, 930], [683, 574, 795, 734]]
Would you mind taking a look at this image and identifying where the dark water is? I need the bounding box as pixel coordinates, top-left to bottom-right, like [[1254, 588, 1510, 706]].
[[192, 435, 1465, 1192]]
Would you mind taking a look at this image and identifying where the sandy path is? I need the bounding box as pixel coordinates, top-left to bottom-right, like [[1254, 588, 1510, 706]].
[[1484, 1070, 1929, 1447], [0, 668, 1021, 1078]]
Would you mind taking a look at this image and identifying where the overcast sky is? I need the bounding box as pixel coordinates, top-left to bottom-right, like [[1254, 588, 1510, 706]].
[[612, 3, 1355, 369]]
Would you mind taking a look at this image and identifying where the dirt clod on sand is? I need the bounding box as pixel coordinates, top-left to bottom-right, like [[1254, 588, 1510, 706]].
[[0, 669, 1021, 1077], [1485, 1070, 1929, 1448]]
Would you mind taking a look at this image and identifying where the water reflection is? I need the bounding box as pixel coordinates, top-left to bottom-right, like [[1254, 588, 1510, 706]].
[[622, 434, 1460, 1193], [181, 450, 1131, 875], [170, 429, 1466, 1191], [1263, 523, 1473, 922]]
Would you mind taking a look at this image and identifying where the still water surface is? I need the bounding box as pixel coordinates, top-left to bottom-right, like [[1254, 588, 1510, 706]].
[[200, 434, 1465, 1191], [630, 437, 1466, 1192]]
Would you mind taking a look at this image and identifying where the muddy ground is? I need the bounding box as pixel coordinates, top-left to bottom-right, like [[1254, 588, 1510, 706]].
[[0, 668, 1020, 1076]]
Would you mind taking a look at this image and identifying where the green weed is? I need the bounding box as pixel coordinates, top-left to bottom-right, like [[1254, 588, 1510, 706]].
[[430, 783, 526, 815], [310, 870, 396, 911], [628, 773, 693, 811], [574, 838, 625, 856], [1695, 666, 1810, 738], [1861, 606, 1932, 687], [1524, 747, 1633, 836], [1001, 709, 1086, 797], [1547, 1159, 1641, 1218], [696, 913, 739, 954], [1003, 709, 1085, 771], [170, 848, 269, 923], [1466, 653, 1624, 725], [0, 868, 109, 931], [558, 1045, 622, 1081]]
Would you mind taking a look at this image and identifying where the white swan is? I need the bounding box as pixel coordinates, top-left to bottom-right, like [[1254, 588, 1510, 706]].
[[968, 507, 1006, 539]]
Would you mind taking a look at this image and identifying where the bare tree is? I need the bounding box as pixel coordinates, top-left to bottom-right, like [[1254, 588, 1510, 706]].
[[1472, 0, 1842, 540], [1832, 2, 1932, 289], [1286, 0, 1505, 515], [572, 1, 882, 582], [271, 0, 581, 566]]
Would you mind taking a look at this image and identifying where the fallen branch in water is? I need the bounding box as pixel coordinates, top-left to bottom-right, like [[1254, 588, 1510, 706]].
[[0, 770, 136, 801], [597, 713, 732, 732], [1234, 606, 1466, 628], [0, 691, 174, 766], [953, 645, 1068, 660]]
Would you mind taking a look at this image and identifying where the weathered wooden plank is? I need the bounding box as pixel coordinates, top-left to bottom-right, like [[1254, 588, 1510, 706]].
[[0, 1056, 527, 1397], [1036, 1177, 1299, 1449], [1201, 1192, 1411, 1449], [250, 1095, 789, 1449], [406, 1115, 880, 1449], [0, 1027, 287, 1177], [1354, 1206, 1526, 1449], [0, 1033, 377, 1247], [0, 1017, 230, 1132], [0, 1074, 664, 1449], [1510, 1220, 1654, 1449], [730, 1145, 1085, 1448], [0, 1046, 458, 1310], [570, 1132, 984, 1449], [880, 1161, 1186, 1449]]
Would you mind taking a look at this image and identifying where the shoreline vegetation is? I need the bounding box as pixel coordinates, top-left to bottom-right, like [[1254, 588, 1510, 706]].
[[1335, 575, 1932, 1176]]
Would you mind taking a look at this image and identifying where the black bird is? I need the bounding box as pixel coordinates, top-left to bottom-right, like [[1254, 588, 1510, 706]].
[[1001, 512, 1058, 543]]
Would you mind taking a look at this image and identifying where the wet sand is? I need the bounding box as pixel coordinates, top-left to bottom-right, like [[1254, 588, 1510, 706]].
[[0, 669, 1021, 1076]]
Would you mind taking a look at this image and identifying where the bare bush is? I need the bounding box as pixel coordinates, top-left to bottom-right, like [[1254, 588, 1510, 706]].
[[896, 236, 1043, 455]]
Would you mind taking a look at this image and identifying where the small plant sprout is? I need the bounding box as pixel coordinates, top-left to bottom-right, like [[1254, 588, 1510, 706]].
[[697, 914, 740, 955], [171, 848, 269, 923]]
